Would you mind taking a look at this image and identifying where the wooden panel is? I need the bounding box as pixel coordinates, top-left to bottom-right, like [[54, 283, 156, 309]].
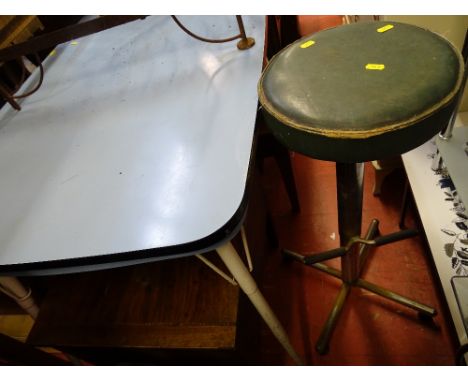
[[29, 324, 236, 349], [28, 256, 239, 349]]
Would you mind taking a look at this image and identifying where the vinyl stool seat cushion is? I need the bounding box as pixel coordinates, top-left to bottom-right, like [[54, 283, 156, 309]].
[[259, 21, 464, 163]]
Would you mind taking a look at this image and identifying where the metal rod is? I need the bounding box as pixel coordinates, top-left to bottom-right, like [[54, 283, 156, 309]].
[[13, 53, 44, 99], [236, 15, 248, 41], [217, 241, 304, 365], [373, 228, 419, 246], [356, 278, 436, 316], [303, 247, 346, 265], [282, 248, 305, 262], [287, 222, 417, 272], [195, 254, 237, 286], [236, 16, 255, 50], [336, 162, 364, 282], [309, 262, 342, 279], [171, 16, 241, 44], [0, 81, 21, 110], [240, 225, 253, 272], [358, 218, 380, 271], [283, 247, 346, 265], [316, 283, 351, 355]]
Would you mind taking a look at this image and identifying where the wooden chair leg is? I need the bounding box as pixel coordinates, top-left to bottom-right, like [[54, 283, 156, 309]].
[[272, 143, 300, 213]]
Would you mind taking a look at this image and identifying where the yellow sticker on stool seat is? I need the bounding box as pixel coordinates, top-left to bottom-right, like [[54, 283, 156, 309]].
[[300, 40, 315, 48], [365, 63, 385, 70], [377, 24, 394, 33]]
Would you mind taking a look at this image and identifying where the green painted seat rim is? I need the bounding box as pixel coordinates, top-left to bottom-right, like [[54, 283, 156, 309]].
[[258, 23, 465, 140]]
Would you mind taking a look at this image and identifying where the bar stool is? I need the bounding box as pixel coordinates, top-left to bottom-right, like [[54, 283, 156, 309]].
[[258, 21, 464, 354]]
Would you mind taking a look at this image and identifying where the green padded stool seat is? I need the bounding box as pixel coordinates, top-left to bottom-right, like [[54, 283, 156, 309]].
[[258, 21, 465, 355], [259, 21, 464, 163]]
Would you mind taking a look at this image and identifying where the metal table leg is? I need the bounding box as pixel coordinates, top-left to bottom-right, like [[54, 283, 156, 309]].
[[216, 241, 304, 365], [0, 276, 38, 319]]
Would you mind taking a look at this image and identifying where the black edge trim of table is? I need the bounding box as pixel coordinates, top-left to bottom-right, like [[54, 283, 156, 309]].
[[0, 191, 248, 276]]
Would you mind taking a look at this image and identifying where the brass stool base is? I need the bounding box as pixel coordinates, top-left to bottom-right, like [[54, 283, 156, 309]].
[[283, 219, 437, 355], [237, 37, 255, 50]]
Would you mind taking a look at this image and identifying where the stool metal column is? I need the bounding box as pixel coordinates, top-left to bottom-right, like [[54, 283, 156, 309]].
[[337, 162, 364, 283]]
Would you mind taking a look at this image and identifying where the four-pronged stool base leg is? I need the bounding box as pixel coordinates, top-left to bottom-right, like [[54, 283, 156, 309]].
[[283, 163, 436, 355]]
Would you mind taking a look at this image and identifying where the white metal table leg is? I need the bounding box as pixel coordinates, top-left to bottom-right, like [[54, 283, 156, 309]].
[[0, 276, 39, 319], [216, 241, 304, 365]]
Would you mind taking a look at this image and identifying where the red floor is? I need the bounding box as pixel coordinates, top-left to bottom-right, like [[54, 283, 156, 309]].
[[257, 154, 458, 365]]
